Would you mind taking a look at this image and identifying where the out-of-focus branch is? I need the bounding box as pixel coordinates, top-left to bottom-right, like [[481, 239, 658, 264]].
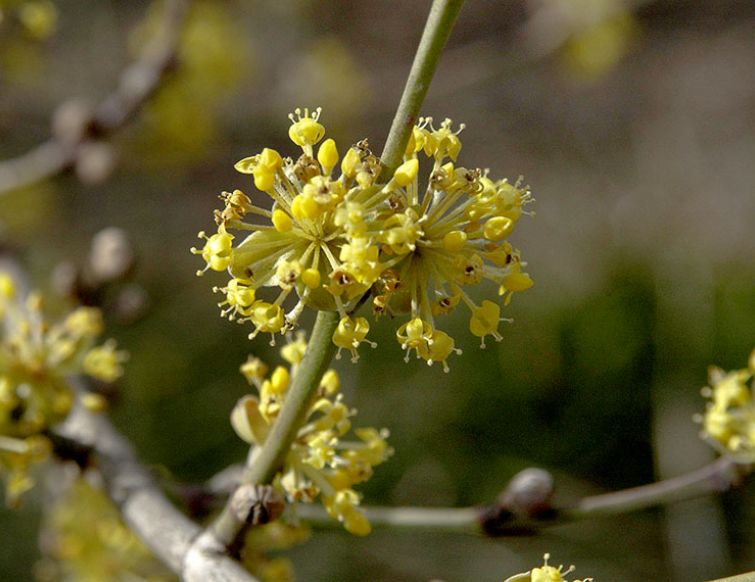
[[709, 573, 755, 582], [57, 405, 259, 582], [0, 0, 189, 196], [275, 458, 749, 536], [5, 243, 253, 580], [372, 0, 654, 113], [563, 457, 742, 520], [519, 0, 652, 60], [295, 503, 481, 534]]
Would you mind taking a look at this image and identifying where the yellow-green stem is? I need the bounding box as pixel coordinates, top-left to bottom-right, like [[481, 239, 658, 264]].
[[242, 310, 339, 486], [379, 0, 465, 177]]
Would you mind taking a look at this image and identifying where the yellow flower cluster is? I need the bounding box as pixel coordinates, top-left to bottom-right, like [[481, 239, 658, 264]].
[[503, 553, 593, 582], [699, 349, 755, 461], [0, 273, 126, 505], [231, 333, 392, 536], [194, 108, 533, 370], [35, 478, 174, 582]]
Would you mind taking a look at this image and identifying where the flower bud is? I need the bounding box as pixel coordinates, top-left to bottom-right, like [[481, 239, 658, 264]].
[[498, 468, 554, 518]]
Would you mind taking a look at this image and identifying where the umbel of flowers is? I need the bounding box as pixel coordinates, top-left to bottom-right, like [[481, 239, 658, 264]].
[[698, 349, 755, 461], [0, 273, 126, 505], [193, 107, 534, 371], [231, 333, 392, 535]]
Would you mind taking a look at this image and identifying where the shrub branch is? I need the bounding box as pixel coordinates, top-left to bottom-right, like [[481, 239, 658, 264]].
[[0, 0, 189, 196]]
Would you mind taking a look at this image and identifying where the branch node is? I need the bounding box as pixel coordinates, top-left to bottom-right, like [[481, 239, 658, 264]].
[[51, 99, 95, 146], [477, 467, 558, 537], [498, 467, 555, 517], [230, 484, 285, 526]]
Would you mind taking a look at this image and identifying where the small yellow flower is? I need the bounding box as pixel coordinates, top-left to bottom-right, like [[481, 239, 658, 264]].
[[191, 227, 234, 275], [332, 316, 375, 362], [323, 489, 371, 536], [241, 356, 268, 385], [63, 307, 104, 337], [320, 369, 340, 395], [215, 278, 257, 320], [82, 341, 128, 383], [417, 330, 460, 373], [396, 317, 433, 361], [469, 300, 504, 347], [393, 158, 419, 187], [288, 107, 326, 150], [280, 332, 308, 365], [318, 138, 339, 176], [249, 302, 285, 341], [699, 349, 755, 461]]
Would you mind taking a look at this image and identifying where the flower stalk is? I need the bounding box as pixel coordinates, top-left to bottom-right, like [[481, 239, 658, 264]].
[[380, 0, 465, 177]]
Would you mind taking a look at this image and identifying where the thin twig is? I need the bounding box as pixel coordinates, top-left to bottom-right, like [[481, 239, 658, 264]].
[[379, 0, 465, 177], [565, 457, 744, 520], [0, 0, 189, 196], [287, 458, 748, 535], [295, 503, 480, 534]]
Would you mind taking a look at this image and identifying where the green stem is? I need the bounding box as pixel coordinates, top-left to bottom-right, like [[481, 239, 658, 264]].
[[242, 310, 339, 486], [379, 0, 465, 177], [209, 310, 339, 547]]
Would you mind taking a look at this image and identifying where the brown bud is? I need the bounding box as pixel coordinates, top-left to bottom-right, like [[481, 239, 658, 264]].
[[230, 484, 285, 526], [88, 227, 133, 283], [293, 154, 321, 183], [52, 99, 94, 145], [75, 141, 116, 186], [498, 467, 554, 518]]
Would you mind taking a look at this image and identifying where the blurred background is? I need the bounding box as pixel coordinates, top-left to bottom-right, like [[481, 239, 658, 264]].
[[0, 0, 754, 580]]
